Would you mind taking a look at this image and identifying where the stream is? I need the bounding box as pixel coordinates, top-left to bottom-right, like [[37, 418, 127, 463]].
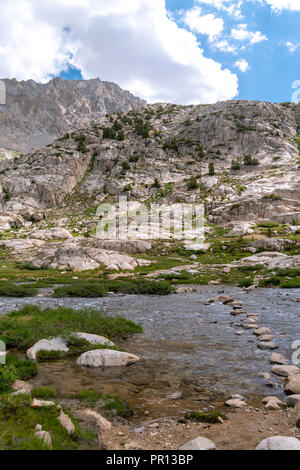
[[1, 286, 299, 419]]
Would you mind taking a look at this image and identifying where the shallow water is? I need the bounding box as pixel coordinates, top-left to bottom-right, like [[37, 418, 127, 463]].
[[1, 286, 299, 418]]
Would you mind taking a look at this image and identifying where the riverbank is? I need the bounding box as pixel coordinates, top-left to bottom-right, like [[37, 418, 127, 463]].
[[0, 286, 299, 450]]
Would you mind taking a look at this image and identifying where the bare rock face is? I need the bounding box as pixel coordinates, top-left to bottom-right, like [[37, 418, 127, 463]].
[[29, 240, 151, 271], [0, 78, 145, 151], [77, 349, 140, 368], [29, 228, 73, 240], [0, 98, 299, 229]]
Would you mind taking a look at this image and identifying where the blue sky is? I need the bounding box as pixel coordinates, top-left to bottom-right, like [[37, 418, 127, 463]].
[[1, 1, 300, 104], [165, 0, 300, 102]]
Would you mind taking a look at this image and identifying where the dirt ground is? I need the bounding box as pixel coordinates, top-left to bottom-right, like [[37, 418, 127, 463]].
[[101, 405, 300, 450]]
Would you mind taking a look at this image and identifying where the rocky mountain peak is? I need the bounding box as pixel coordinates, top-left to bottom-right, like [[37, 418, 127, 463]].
[[0, 77, 146, 151]]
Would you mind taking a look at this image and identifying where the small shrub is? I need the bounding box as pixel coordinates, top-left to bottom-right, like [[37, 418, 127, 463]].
[[0, 365, 18, 393], [36, 350, 63, 361], [208, 162, 215, 176], [32, 387, 56, 399], [184, 410, 227, 424], [76, 390, 101, 407], [186, 177, 198, 191], [238, 277, 253, 288]]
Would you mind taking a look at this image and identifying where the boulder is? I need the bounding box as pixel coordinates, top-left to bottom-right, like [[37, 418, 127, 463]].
[[57, 406, 75, 435], [27, 337, 69, 360], [225, 398, 246, 408], [269, 353, 287, 365], [82, 409, 111, 431], [31, 399, 55, 408], [71, 332, 115, 347], [284, 395, 300, 407], [93, 239, 152, 254], [29, 228, 73, 240], [258, 342, 278, 350], [3, 239, 45, 253], [291, 402, 300, 428], [258, 334, 274, 342], [256, 436, 300, 450], [228, 222, 254, 236], [12, 380, 33, 394], [254, 328, 271, 336], [285, 374, 300, 395], [34, 430, 52, 449], [30, 243, 151, 272], [271, 365, 299, 377], [180, 437, 216, 450], [77, 349, 140, 368], [264, 400, 282, 410]]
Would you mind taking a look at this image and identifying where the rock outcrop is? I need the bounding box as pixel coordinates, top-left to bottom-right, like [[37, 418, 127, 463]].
[[0, 77, 145, 151]]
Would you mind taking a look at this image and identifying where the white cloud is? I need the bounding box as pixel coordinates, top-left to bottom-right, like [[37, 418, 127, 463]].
[[183, 7, 224, 40], [285, 41, 299, 52], [235, 58, 249, 72], [259, 0, 300, 11], [231, 24, 267, 44], [214, 40, 237, 53], [0, 0, 238, 105], [197, 0, 243, 18]]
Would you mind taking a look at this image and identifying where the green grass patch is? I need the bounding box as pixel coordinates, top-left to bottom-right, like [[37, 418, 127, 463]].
[[6, 355, 37, 380], [36, 350, 64, 362], [0, 282, 37, 297], [32, 387, 56, 399], [75, 390, 101, 407], [101, 394, 133, 418], [0, 305, 142, 351], [53, 279, 174, 297], [238, 277, 254, 288], [0, 395, 98, 450], [183, 410, 228, 424]]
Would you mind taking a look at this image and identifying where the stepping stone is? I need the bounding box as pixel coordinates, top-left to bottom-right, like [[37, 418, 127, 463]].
[[257, 342, 278, 350], [269, 353, 287, 365], [272, 365, 299, 377], [254, 328, 271, 336], [258, 334, 274, 342]]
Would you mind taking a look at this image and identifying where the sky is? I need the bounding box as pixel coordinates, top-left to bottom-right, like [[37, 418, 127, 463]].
[[0, 0, 300, 105]]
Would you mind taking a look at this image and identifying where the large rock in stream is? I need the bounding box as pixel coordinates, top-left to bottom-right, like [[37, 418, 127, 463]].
[[77, 349, 140, 368]]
